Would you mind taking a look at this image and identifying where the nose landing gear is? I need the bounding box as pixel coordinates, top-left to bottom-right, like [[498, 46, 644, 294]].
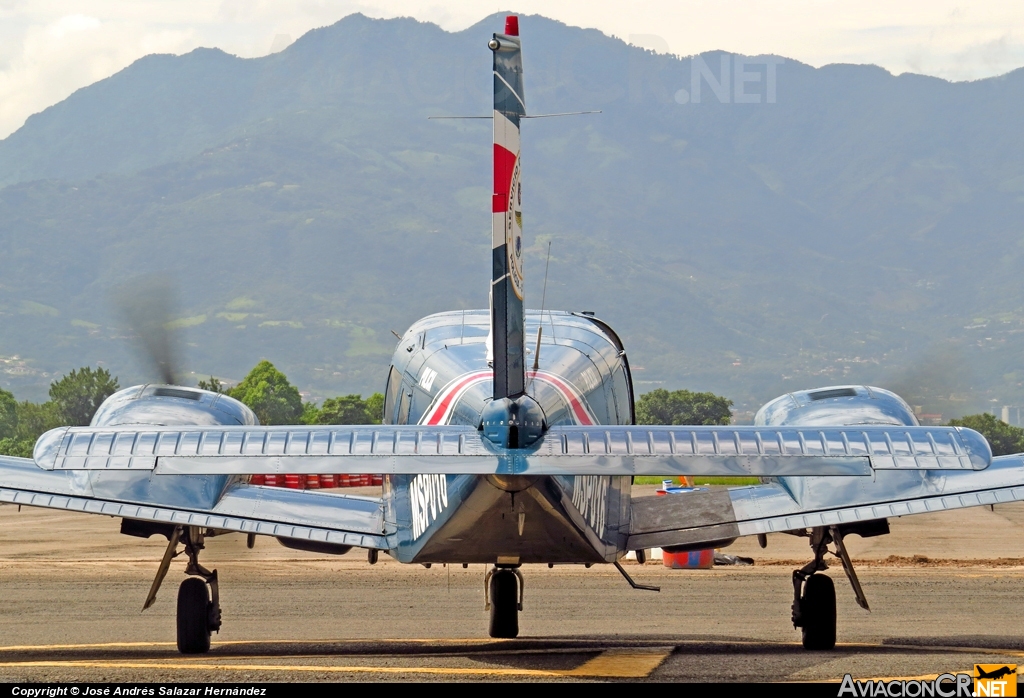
[[485, 565, 524, 638]]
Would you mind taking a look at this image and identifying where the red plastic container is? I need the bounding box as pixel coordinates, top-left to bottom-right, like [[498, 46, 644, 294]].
[[284, 474, 303, 489], [372, 475, 383, 486], [250, 474, 266, 486], [319, 474, 337, 488], [663, 548, 715, 569], [305, 474, 320, 489], [264, 474, 281, 487]]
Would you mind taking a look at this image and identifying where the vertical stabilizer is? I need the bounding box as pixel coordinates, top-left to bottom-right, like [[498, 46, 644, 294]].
[[490, 15, 526, 399]]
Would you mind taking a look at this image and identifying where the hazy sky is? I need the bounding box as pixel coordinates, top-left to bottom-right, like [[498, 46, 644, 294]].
[[1, 1, 1022, 140]]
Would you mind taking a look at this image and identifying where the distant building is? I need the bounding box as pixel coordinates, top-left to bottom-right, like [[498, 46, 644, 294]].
[[912, 405, 944, 426]]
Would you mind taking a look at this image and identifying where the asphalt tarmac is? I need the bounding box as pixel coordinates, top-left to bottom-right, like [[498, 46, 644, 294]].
[[1, 486, 1024, 682]]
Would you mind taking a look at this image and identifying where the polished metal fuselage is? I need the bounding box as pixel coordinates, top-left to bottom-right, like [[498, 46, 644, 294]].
[[383, 309, 635, 563]]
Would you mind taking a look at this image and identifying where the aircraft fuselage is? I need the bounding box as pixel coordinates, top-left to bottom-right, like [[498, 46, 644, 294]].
[[382, 309, 635, 564]]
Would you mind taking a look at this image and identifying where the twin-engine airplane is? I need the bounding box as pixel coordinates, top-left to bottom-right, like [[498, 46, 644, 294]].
[[2, 15, 1022, 654]]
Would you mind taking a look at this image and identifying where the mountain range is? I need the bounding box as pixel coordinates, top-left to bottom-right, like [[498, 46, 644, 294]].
[[1, 12, 1023, 418]]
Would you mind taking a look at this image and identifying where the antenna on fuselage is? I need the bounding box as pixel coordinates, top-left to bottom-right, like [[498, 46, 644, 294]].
[[530, 241, 551, 375]]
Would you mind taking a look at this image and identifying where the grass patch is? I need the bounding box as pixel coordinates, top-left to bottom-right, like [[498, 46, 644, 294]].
[[167, 314, 207, 329], [634, 476, 761, 486], [19, 300, 58, 316], [225, 296, 259, 311], [346, 325, 390, 358]]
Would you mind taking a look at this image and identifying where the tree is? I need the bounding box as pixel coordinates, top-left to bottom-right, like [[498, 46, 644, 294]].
[[226, 361, 303, 425], [48, 367, 120, 426], [947, 413, 1024, 457], [197, 376, 224, 393], [635, 388, 733, 426], [14, 400, 62, 441], [0, 396, 62, 458], [300, 401, 320, 425], [315, 395, 376, 425], [0, 437, 33, 458], [0, 389, 17, 439], [364, 392, 385, 424]]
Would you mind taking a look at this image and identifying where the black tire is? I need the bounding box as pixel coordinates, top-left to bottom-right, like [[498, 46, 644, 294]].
[[177, 577, 212, 654], [800, 574, 836, 651], [488, 570, 519, 639]]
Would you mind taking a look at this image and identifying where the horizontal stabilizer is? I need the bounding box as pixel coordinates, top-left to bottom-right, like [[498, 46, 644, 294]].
[[33, 424, 991, 475]]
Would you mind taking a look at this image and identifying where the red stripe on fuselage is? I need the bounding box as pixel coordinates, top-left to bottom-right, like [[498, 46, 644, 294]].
[[532, 371, 594, 425], [493, 144, 517, 213], [421, 371, 491, 426], [420, 370, 595, 426]]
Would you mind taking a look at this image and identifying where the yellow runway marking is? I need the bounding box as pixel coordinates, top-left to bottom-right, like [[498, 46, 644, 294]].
[[561, 649, 672, 678], [0, 649, 673, 678], [0, 662, 566, 678], [0, 638, 497, 652]]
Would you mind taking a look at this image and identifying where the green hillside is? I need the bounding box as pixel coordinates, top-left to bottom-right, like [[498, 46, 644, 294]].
[[1, 13, 1023, 418]]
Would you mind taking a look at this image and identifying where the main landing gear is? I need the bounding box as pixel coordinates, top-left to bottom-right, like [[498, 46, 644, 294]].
[[791, 525, 869, 651], [143, 525, 222, 654], [485, 565, 524, 638]]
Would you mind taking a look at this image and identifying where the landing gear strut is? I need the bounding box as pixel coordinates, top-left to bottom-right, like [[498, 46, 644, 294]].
[[791, 526, 868, 651], [142, 525, 222, 654], [484, 566, 524, 638], [177, 527, 222, 654]]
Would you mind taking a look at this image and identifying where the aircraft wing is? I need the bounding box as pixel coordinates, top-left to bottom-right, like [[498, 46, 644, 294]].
[[0, 454, 388, 550], [32, 424, 991, 476], [626, 453, 1024, 550]]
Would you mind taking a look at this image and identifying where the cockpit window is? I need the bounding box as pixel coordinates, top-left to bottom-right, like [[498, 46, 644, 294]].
[[809, 388, 858, 401], [153, 387, 201, 401]]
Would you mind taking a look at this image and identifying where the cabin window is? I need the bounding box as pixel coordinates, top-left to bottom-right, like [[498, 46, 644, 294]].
[[397, 391, 412, 425], [611, 363, 634, 425], [384, 366, 403, 425]]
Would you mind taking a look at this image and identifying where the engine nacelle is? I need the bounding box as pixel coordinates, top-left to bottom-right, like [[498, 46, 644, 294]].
[[91, 384, 258, 428], [755, 385, 918, 428]]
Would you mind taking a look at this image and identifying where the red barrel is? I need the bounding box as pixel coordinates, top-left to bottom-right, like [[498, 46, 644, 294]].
[[663, 548, 715, 569], [284, 474, 303, 489], [319, 474, 337, 488], [305, 474, 320, 489], [264, 474, 281, 487], [372, 475, 383, 486], [250, 474, 266, 486]]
